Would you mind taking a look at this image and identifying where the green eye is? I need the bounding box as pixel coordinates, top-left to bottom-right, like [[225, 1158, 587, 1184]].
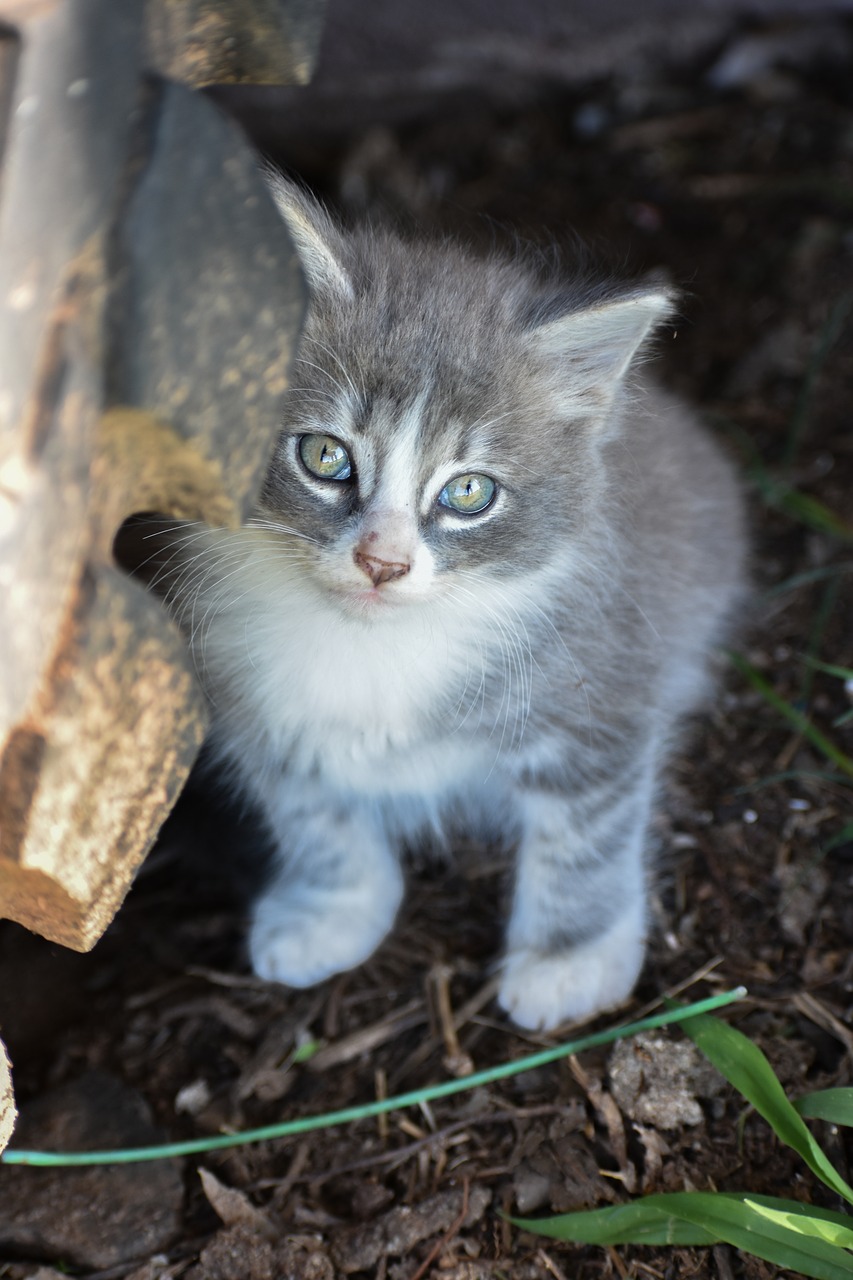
[[298, 434, 352, 481], [438, 473, 496, 514]]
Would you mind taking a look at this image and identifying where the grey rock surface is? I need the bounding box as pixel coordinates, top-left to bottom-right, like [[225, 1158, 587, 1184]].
[[0, 1072, 182, 1269], [608, 1033, 725, 1129]]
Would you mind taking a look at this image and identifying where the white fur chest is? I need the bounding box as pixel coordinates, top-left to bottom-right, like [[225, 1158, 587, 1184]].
[[203, 570, 493, 797]]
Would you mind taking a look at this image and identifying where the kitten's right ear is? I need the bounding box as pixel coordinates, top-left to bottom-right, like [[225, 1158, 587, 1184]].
[[264, 168, 354, 301], [527, 286, 674, 387]]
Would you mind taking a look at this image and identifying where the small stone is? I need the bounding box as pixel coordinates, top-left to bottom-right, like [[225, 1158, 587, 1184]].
[[184, 1226, 336, 1280], [777, 862, 829, 946], [175, 1078, 212, 1116], [0, 1072, 182, 1269], [608, 1033, 724, 1129], [184, 1224, 274, 1280], [331, 1185, 491, 1273], [512, 1162, 552, 1214], [123, 1260, 178, 1280]]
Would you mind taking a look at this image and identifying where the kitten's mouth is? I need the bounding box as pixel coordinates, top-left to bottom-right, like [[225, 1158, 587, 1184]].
[[317, 568, 424, 614], [333, 583, 404, 613]]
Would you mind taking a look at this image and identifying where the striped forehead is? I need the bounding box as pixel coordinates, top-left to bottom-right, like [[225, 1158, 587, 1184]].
[[363, 390, 434, 510]]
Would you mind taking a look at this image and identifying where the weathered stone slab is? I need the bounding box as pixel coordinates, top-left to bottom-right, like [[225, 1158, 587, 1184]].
[[147, 0, 328, 88], [0, 5, 305, 951], [0, 1072, 183, 1267], [112, 79, 304, 523]]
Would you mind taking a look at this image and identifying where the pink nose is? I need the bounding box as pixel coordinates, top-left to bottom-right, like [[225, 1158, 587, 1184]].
[[354, 549, 411, 586]]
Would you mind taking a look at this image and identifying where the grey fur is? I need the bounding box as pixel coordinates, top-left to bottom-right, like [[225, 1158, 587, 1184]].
[[161, 174, 746, 1030]]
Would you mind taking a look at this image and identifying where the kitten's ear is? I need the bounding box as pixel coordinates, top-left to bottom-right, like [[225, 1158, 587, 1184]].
[[264, 168, 353, 301], [526, 287, 674, 406]]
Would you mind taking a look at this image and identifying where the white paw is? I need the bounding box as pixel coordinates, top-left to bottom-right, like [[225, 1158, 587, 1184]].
[[497, 917, 646, 1032], [249, 874, 402, 988]]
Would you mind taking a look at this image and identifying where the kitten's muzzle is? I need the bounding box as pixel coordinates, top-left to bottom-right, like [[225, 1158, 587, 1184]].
[[353, 548, 411, 586]]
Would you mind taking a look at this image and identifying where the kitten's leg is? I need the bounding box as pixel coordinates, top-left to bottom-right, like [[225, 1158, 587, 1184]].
[[499, 771, 654, 1031], [249, 785, 403, 987]]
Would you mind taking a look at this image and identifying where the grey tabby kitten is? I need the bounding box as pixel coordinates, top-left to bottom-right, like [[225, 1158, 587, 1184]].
[[165, 174, 745, 1031]]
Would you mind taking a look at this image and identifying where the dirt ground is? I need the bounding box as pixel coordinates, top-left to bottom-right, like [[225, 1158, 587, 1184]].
[[1, 17, 852, 1280]]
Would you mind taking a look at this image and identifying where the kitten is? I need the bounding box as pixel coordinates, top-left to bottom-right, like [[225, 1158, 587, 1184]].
[[162, 174, 745, 1031]]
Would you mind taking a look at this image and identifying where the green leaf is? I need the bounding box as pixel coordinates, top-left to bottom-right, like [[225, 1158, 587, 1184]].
[[824, 823, 853, 854], [801, 656, 853, 682], [775, 489, 853, 541], [292, 1038, 323, 1064], [744, 1198, 853, 1249], [511, 1196, 717, 1248], [722, 405, 853, 541], [680, 1013, 853, 1205], [512, 1192, 853, 1280], [728, 651, 853, 779], [763, 562, 853, 600], [736, 770, 852, 792], [796, 1090, 853, 1127]]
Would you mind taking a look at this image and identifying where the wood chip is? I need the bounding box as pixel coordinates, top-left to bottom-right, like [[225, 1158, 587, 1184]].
[[198, 1168, 278, 1242], [570, 1056, 637, 1194], [431, 964, 475, 1077], [330, 1183, 491, 1273], [0, 1038, 15, 1154], [793, 991, 853, 1058], [308, 999, 427, 1072]]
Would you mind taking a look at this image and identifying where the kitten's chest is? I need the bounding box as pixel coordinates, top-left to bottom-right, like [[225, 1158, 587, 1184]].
[[225, 596, 475, 784]]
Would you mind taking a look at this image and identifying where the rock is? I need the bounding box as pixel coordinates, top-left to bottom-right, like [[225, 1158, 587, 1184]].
[[777, 860, 829, 945], [511, 1113, 611, 1214], [330, 1184, 491, 1273], [123, 1261, 181, 1280], [183, 1225, 335, 1280], [608, 1033, 724, 1129], [512, 1162, 552, 1214], [198, 1168, 277, 1239], [185, 1224, 276, 1280], [0, 1072, 182, 1269]]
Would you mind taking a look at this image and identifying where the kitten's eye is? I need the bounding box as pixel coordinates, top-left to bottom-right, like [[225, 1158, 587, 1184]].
[[298, 434, 352, 481], [438, 473, 496, 515]]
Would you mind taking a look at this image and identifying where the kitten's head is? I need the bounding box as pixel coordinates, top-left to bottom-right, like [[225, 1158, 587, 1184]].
[[256, 173, 673, 617]]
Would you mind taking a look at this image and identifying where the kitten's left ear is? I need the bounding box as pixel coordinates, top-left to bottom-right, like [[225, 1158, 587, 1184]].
[[526, 286, 674, 404], [264, 168, 354, 301]]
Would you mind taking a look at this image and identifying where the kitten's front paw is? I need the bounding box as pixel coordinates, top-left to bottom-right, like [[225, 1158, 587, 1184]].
[[249, 873, 403, 988], [498, 918, 646, 1032]]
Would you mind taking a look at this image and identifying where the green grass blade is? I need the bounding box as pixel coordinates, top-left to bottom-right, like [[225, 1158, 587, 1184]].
[[782, 290, 853, 472], [721, 415, 853, 540], [774, 489, 853, 540], [796, 1090, 853, 1127], [800, 656, 853, 682], [824, 822, 853, 853], [800, 580, 840, 706], [728, 651, 853, 779], [511, 1196, 718, 1247], [680, 1012, 853, 1205], [744, 1197, 853, 1248], [0, 988, 746, 1166], [763, 562, 853, 600], [736, 770, 852, 792], [512, 1192, 853, 1279], [674, 1194, 853, 1278]]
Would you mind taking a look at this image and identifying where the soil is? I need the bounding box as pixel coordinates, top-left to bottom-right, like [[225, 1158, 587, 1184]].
[[1, 20, 852, 1280]]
